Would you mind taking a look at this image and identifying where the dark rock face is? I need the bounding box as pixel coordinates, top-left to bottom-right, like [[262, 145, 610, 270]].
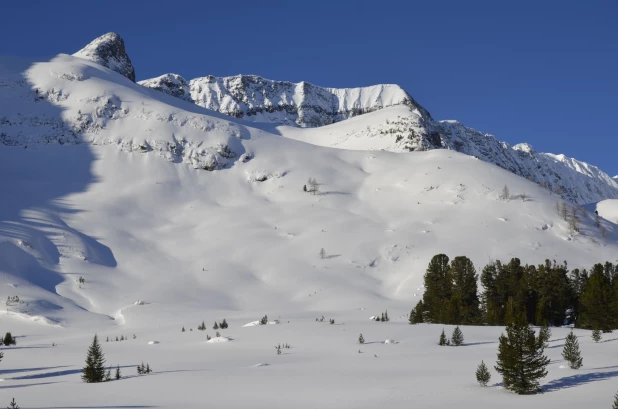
[[73, 33, 136, 82]]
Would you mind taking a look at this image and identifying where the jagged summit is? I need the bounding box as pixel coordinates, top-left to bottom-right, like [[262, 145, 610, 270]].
[[139, 73, 428, 127], [73, 32, 135, 82]]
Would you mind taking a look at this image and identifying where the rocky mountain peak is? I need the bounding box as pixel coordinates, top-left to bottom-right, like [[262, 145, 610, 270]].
[[73, 32, 135, 82]]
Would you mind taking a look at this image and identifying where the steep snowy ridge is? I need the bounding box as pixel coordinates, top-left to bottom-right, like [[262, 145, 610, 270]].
[[139, 73, 428, 127]]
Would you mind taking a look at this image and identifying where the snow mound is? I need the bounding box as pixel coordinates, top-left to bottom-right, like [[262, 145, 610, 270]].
[[384, 339, 396, 344], [252, 363, 270, 367], [207, 336, 232, 343], [243, 320, 279, 327], [148, 341, 159, 345]]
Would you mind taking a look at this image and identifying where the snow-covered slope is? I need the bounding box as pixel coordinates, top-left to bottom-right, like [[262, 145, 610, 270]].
[[139, 73, 428, 127], [2, 43, 618, 326], [276, 105, 618, 205], [139, 49, 617, 205]]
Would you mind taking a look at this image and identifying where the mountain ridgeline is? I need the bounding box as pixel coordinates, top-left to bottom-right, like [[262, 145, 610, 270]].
[[13, 32, 618, 204]]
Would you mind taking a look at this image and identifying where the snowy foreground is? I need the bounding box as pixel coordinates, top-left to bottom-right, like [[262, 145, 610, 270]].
[[1, 318, 618, 408], [1, 40, 618, 408]]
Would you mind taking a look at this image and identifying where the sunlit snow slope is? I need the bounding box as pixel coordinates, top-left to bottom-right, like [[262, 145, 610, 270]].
[[1, 47, 617, 328]]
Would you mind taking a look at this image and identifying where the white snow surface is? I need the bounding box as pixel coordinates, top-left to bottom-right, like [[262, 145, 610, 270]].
[[0, 39, 617, 408]]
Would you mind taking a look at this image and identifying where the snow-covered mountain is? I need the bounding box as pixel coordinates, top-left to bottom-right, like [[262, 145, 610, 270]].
[[73, 32, 136, 82], [1, 31, 617, 327], [138, 46, 618, 205], [139, 73, 426, 128]]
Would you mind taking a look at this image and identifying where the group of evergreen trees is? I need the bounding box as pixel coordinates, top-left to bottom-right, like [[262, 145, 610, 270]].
[[410, 255, 481, 325], [438, 326, 464, 346], [411, 254, 618, 331]]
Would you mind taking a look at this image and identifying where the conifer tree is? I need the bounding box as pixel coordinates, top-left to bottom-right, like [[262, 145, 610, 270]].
[[381, 312, 385, 322], [538, 324, 551, 348], [409, 300, 424, 324], [562, 330, 583, 369], [82, 334, 106, 383], [182, 326, 185, 332], [422, 254, 452, 323], [358, 334, 365, 344], [475, 361, 491, 386], [495, 315, 550, 394], [106, 336, 109, 342], [146, 363, 151, 373], [221, 319, 228, 329], [384, 310, 389, 322], [137, 365, 142, 375], [3, 333, 15, 346], [105, 367, 112, 382], [439, 329, 447, 346], [451, 326, 464, 346], [579, 263, 616, 331], [7, 398, 19, 409], [613, 392, 618, 409], [213, 322, 219, 330], [0, 351, 3, 364], [115, 336, 118, 342], [115, 364, 121, 380], [592, 329, 602, 343], [449, 256, 482, 324]]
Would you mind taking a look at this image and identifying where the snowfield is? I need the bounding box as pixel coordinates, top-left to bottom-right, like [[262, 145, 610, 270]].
[[0, 34, 617, 408]]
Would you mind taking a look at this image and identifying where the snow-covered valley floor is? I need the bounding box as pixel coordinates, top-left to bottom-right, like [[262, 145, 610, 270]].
[[1, 317, 618, 408]]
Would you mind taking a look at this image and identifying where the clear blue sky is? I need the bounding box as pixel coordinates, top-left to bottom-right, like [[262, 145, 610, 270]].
[[2, 0, 617, 175]]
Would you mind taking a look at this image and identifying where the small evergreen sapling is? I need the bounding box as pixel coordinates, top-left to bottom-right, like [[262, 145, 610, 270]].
[[7, 398, 19, 409], [329, 318, 335, 325], [182, 326, 185, 332], [220, 319, 228, 329], [562, 330, 583, 369], [613, 392, 618, 409], [0, 351, 3, 364], [105, 367, 112, 382], [115, 365, 121, 380], [451, 326, 464, 346], [592, 329, 602, 343], [476, 361, 491, 386], [260, 315, 268, 325], [213, 322, 219, 330], [3, 333, 15, 346], [82, 334, 106, 383], [439, 329, 447, 346], [358, 334, 365, 344]]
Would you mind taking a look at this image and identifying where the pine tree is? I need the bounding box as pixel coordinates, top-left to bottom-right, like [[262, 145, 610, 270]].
[[613, 392, 618, 409], [115, 336, 118, 341], [422, 254, 452, 323], [562, 330, 583, 369], [0, 351, 3, 364], [3, 333, 15, 346], [476, 361, 491, 386], [221, 319, 228, 329], [105, 367, 112, 382], [260, 315, 268, 325], [451, 326, 464, 346], [106, 336, 109, 342], [320, 248, 326, 259], [439, 329, 447, 346], [592, 329, 602, 343], [501, 185, 510, 201], [137, 365, 142, 375], [538, 325, 551, 348], [213, 322, 219, 330], [182, 326, 185, 332], [449, 256, 482, 324], [358, 334, 365, 344], [7, 398, 19, 409], [409, 300, 424, 324], [146, 363, 151, 373], [495, 316, 550, 394], [82, 334, 106, 383], [115, 365, 121, 380], [381, 312, 385, 322]]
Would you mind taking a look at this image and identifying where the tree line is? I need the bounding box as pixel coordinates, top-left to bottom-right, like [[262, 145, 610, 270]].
[[410, 254, 618, 331]]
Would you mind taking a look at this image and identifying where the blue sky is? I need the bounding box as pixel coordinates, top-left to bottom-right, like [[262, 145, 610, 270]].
[[2, 0, 616, 175]]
